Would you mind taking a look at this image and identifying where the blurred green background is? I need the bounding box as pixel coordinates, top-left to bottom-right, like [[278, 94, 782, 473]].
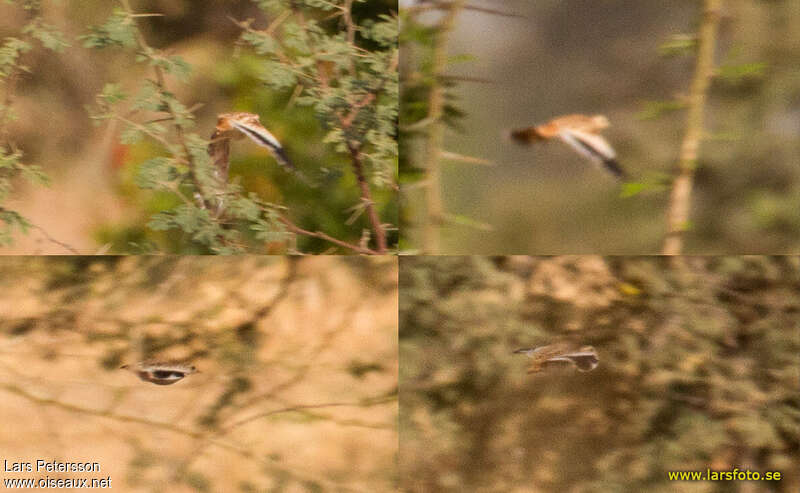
[[402, 0, 800, 254], [400, 256, 799, 492], [2, 0, 397, 254]]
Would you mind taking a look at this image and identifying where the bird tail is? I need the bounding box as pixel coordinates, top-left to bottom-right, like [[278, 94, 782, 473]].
[[229, 119, 316, 186]]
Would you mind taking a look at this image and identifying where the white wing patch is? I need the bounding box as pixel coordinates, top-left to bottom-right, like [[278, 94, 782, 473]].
[[231, 119, 283, 153], [558, 128, 617, 168], [230, 118, 294, 170]]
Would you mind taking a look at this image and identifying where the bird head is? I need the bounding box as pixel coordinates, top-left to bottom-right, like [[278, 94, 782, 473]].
[[216, 112, 262, 140]]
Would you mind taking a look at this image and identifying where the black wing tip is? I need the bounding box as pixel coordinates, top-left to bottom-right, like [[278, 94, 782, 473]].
[[273, 148, 295, 170], [275, 152, 315, 186], [603, 159, 627, 180]]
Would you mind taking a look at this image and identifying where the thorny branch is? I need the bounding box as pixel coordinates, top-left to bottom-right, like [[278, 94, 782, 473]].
[[421, 0, 465, 253], [279, 216, 378, 255], [662, 0, 722, 255], [334, 5, 397, 254], [120, 0, 211, 209]]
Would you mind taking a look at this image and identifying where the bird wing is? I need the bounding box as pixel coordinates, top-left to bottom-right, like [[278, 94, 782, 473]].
[[550, 114, 594, 131], [557, 129, 626, 179], [230, 119, 295, 171], [545, 350, 599, 372], [559, 128, 616, 160]]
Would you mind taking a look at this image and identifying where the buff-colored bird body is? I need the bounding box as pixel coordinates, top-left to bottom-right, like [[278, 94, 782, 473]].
[[513, 343, 599, 374], [509, 114, 625, 179], [208, 112, 295, 179], [121, 361, 198, 385]]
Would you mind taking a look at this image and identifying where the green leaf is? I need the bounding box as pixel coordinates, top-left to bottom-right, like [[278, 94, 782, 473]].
[[0, 37, 32, 76], [717, 62, 767, 82], [100, 83, 127, 104], [22, 18, 70, 52], [658, 34, 696, 57], [447, 53, 477, 65], [81, 9, 136, 49], [135, 157, 175, 189], [153, 55, 192, 82], [620, 182, 647, 198], [636, 100, 685, 120]]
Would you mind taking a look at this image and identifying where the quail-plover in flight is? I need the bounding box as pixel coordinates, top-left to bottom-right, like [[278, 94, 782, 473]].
[[509, 114, 626, 179], [513, 343, 599, 373], [121, 361, 198, 385], [209, 112, 297, 176]]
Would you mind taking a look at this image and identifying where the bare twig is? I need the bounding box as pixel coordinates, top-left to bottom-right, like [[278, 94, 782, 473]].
[[662, 0, 722, 255], [0, 382, 369, 492], [279, 216, 379, 255], [27, 222, 81, 254], [218, 400, 386, 434]]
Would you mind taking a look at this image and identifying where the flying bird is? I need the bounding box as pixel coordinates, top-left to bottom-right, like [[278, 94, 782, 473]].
[[509, 114, 626, 179], [121, 361, 198, 385], [208, 112, 298, 181], [513, 343, 599, 374]]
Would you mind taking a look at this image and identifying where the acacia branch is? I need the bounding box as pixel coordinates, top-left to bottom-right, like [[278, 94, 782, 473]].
[[279, 216, 378, 255], [421, 1, 465, 253], [346, 141, 388, 253], [27, 221, 81, 254], [334, 40, 396, 255], [208, 123, 373, 254], [120, 0, 209, 208], [662, 0, 721, 255]]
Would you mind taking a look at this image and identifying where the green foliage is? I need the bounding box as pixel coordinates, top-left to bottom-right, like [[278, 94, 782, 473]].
[[0, 0, 66, 246], [619, 172, 671, 198], [239, 4, 398, 187], [84, 2, 290, 253], [399, 11, 468, 137], [399, 4, 490, 250], [80, 8, 136, 49], [0, 38, 32, 76], [22, 17, 70, 52], [717, 61, 768, 83], [87, 0, 397, 254]]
